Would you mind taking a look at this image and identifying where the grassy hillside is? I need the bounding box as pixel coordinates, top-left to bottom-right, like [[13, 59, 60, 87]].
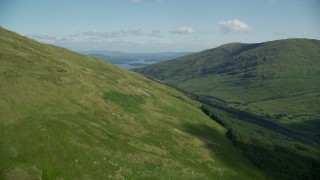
[[135, 39, 320, 132], [135, 39, 320, 179], [0, 27, 265, 179]]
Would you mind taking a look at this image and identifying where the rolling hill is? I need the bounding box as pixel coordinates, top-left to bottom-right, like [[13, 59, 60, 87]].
[[0, 27, 265, 179], [135, 39, 320, 179], [135, 39, 320, 132]]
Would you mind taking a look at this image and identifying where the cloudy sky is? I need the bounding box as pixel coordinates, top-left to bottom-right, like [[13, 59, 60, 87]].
[[0, 0, 319, 52]]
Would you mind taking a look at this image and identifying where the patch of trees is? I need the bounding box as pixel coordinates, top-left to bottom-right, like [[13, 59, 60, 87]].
[[201, 104, 320, 180]]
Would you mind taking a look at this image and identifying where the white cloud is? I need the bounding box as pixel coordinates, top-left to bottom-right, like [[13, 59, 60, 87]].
[[83, 30, 126, 38], [28, 29, 161, 46], [218, 19, 252, 33], [82, 30, 101, 36], [128, 29, 161, 37], [28, 33, 59, 41], [27, 33, 81, 44], [170, 27, 194, 34], [82, 29, 161, 38], [27, 30, 164, 52]]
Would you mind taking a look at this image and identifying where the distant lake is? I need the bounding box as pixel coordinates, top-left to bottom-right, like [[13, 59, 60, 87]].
[[115, 58, 156, 69], [79, 51, 192, 70]]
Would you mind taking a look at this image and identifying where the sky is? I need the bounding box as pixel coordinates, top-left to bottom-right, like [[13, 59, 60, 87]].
[[0, 0, 319, 52]]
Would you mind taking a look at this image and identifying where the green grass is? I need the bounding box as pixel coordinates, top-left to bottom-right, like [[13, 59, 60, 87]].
[[103, 91, 145, 112], [0, 27, 264, 179]]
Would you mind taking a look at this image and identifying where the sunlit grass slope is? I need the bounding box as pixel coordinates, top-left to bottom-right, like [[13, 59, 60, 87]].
[[0, 27, 264, 179]]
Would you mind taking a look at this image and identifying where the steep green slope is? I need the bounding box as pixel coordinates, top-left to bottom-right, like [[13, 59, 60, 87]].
[[0, 27, 265, 179], [135, 39, 320, 132]]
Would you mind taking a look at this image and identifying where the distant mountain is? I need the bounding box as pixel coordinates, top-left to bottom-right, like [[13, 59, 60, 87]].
[[80, 51, 192, 69], [0, 27, 264, 179], [135, 39, 320, 179], [135, 38, 320, 131]]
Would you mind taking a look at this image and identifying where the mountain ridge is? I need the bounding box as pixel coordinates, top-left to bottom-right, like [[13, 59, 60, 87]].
[[135, 38, 320, 122]]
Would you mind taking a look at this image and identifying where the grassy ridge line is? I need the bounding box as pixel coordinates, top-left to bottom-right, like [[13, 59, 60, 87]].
[[0, 27, 265, 179]]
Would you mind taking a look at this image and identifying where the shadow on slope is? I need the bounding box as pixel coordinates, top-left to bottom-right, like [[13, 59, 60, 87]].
[[181, 123, 265, 179], [182, 120, 320, 180]]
